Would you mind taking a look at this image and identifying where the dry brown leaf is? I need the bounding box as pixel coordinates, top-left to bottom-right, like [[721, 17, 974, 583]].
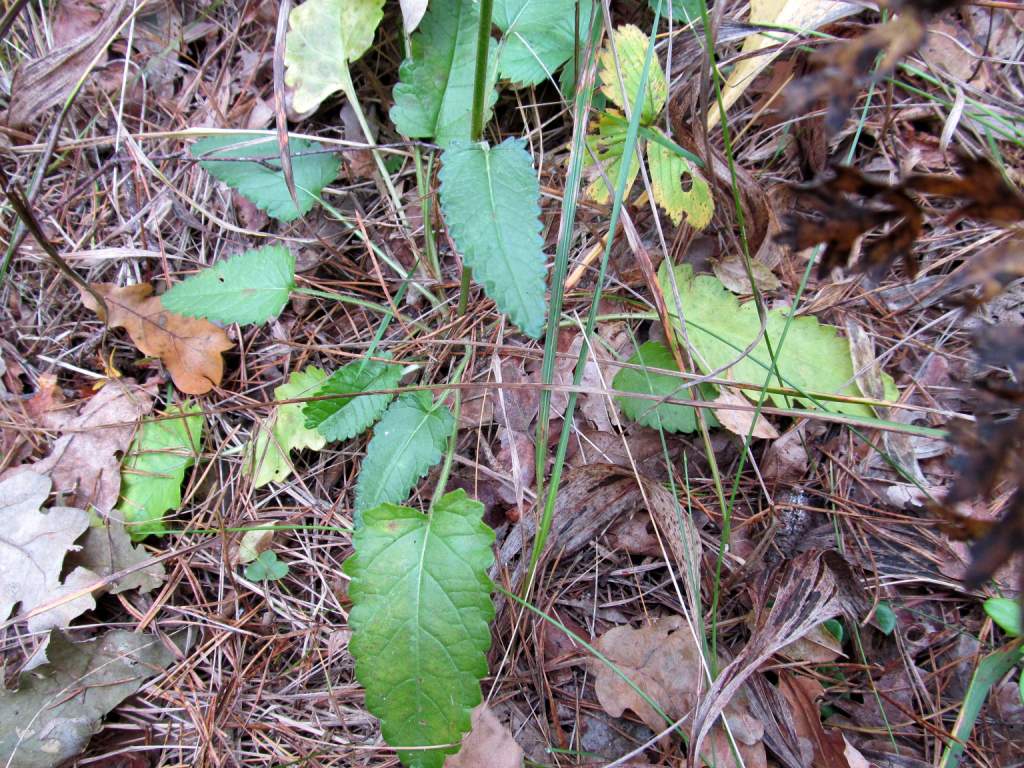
[[68, 516, 166, 595], [689, 550, 866, 765], [713, 254, 781, 294], [778, 673, 850, 768], [80, 283, 233, 395], [3, 377, 154, 513], [445, 704, 523, 768], [778, 623, 844, 664], [762, 424, 812, 483], [6, 0, 129, 127], [712, 385, 779, 440], [593, 615, 766, 768]]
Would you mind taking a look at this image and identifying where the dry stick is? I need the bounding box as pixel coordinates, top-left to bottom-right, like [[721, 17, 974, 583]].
[[0, 167, 108, 319]]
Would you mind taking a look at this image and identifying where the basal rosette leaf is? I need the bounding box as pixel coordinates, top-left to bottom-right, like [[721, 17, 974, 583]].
[[345, 490, 495, 768], [658, 263, 898, 417], [191, 134, 339, 222], [303, 356, 403, 441], [439, 138, 547, 338], [354, 391, 454, 526], [390, 0, 499, 145], [161, 245, 296, 325], [597, 24, 666, 124], [613, 341, 719, 433], [284, 0, 385, 113]]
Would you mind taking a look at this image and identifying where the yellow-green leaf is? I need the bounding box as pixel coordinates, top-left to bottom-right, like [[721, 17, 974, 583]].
[[583, 112, 642, 205], [598, 24, 666, 125], [284, 0, 385, 113], [647, 137, 714, 229]]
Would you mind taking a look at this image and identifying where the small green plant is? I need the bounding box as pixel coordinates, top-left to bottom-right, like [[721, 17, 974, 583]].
[[245, 550, 290, 582]]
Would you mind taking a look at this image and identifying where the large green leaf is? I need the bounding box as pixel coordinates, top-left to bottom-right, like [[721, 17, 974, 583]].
[[345, 490, 495, 768], [284, 0, 385, 113], [658, 264, 898, 417], [494, 0, 593, 86], [303, 357, 403, 441], [438, 138, 547, 338], [613, 341, 718, 433], [161, 245, 296, 324], [244, 367, 328, 487], [354, 391, 454, 525], [191, 134, 339, 222], [389, 0, 499, 145], [117, 403, 204, 540], [597, 23, 666, 125]]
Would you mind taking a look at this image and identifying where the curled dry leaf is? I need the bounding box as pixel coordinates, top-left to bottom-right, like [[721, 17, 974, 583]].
[[80, 283, 233, 395], [713, 253, 781, 294], [593, 615, 767, 768], [3, 377, 154, 513], [712, 384, 779, 440], [444, 704, 523, 768]]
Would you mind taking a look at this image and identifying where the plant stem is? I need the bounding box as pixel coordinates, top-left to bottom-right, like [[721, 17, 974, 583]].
[[456, 0, 495, 317]]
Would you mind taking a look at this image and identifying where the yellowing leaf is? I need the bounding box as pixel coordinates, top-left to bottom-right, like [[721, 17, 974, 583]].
[[244, 367, 328, 487], [80, 283, 233, 396], [648, 138, 714, 229], [708, 0, 861, 129], [284, 0, 385, 113], [598, 24, 666, 124]]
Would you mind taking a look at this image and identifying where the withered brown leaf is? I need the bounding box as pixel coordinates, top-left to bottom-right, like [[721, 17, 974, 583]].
[[775, 165, 923, 278], [80, 283, 233, 395]]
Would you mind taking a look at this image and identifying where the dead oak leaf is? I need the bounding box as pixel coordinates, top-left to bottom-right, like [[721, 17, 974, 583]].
[[445, 704, 523, 768], [80, 283, 233, 395], [593, 615, 766, 768]]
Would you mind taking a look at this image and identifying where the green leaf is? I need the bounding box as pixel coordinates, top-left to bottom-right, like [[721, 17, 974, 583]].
[[390, 0, 499, 145], [284, 0, 385, 113], [583, 112, 642, 205], [439, 138, 547, 338], [0, 631, 175, 768], [344, 490, 495, 768], [303, 356, 403, 441], [875, 601, 897, 636], [161, 245, 296, 324], [984, 597, 1023, 638], [647, 136, 714, 229], [613, 341, 718, 433], [191, 134, 339, 222], [117, 403, 204, 540], [648, 0, 702, 23], [354, 391, 454, 526], [245, 550, 289, 581], [597, 24, 666, 125], [494, 0, 593, 86], [244, 367, 328, 487], [658, 263, 898, 417]]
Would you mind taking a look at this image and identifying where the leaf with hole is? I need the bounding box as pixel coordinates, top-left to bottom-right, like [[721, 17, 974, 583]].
[[117, 403, 204, 540], [439, 138, 547, 338], [354, 391, 454, 526], [647, 138, 714, 229], [613, 341, 718, 433], [191, 134, 339, 222], [345, 489, 495, 768], [390, 0, 498, 145], [245, 550, 289, 581], [659, 263, 898, 417], [284, 0, 385, 113], [494, 0, 593, 87], [161, 245, 296, 325], [303, 356, 403, 441], [244, 367, 328, 487]]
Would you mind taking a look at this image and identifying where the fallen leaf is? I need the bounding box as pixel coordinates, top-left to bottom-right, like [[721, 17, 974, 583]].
[[445, 704, 523, 768], [712, 384, 779, 439], [688, 550, 866, 764], [68, 514, 166, 595], [80, 283, 233, 395], [593, 615, 766, 768], [5, 378, 154, 513], [762, 424, 812, 483], [778, 673, 850, 768], [6, 0, 129, 127], [0, 630, 175, 768], [713, 253, 781, 294], [709, 0, 862, 130], [0, 472, 96, 632], [234, 528, 276, 566], [778, 622, 844, 664]]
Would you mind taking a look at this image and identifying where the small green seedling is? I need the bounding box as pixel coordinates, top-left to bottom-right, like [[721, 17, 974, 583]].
[[245, 550, 289, 582]]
